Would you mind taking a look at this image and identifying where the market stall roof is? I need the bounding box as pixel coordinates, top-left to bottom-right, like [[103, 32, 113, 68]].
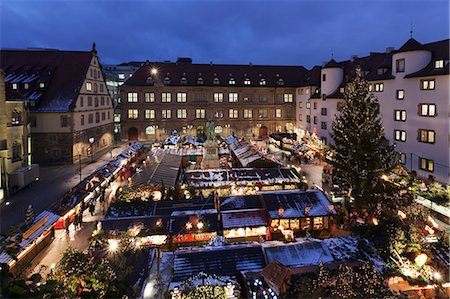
[[222, 209, 269, 229], [166, 147, 229, 156], [0, 210, 59, 265], [101, 215, 169, 234], [148, 153, 181, 187], [262, 236, 382, 269], [172, 243, 266, 281], [229, 140, 281, 168], [184, 167, 300, 188], [220, 195, 264, 210], [169, 210, 219, 234], [261, 189, 334, 219], [154, 198, 215, 216], [182, 136, 204, 146]]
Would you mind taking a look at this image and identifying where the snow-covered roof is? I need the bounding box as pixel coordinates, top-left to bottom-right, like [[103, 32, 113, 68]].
[[261, 189, 335, 218], [229, 140, 280, 168], [222, 209, 269, 229], [171, 209, 217, 217]]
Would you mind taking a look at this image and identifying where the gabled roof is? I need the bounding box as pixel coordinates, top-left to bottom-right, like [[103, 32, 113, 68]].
[[124, 61, 308, 88], [0, 48, 94, 112], [395, 38, 428, 53], [323, 59, 341, 69]]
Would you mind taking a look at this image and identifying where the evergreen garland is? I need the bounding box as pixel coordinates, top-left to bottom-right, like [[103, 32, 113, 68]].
[[329, 67, 397, 208]]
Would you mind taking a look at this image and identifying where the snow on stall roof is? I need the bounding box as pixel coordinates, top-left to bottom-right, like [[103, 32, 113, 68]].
[[171, 209, 217, 216]]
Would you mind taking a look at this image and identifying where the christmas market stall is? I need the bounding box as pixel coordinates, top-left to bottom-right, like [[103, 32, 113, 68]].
[[170, 209, 219, 247], [167, 243, 266, 298], [229, 140, 281, 168], [183, 167, 303, 197], [0, 210, 59, 276], [220, 195, 269, 241], [261, 190, 336, 240]]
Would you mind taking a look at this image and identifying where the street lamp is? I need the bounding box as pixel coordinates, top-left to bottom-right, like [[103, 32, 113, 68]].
[[89, 137, 95, 162]]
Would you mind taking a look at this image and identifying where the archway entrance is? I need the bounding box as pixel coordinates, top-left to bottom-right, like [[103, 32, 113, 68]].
[[128, 127, 138, 141]]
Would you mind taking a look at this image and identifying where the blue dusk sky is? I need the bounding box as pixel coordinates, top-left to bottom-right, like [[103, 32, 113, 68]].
[[0, 0, 448, 68]]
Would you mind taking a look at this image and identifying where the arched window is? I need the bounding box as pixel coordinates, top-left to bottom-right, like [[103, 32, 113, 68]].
[[214, 126, 223, 134], [11, 110, 21, 125], [164, 76, 171, 85], [213, 77, 220, 85], [145, 126, 156, 135]]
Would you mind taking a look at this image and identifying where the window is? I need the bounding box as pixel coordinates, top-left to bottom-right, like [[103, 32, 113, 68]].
[[108, 111, 110, 119], [339, 87, 345, 93], [80, 115, 85, 126], [277, 78, 284, 85], [164, 77, 171, 85], [94, 97, 99, 107], [394, 110, 407, 121], [283, 94, 293, 103], [60, 115, 68, 127], [244, 78, 251, 85], [229, 78, 236, 85], [177, 109, 187, 119], [398, 152, 406, 165], [306, 115, 311, 123], [259, 79, 266, 86], [214, 93, 224, 102], [80, 97, 84, 107], [95, 112, 100, 123], [276, 109, 282, 118], [128, 109, 138, 119], [180, 77, 187, 85], [244, 109, 253, 118], [214, 111, 224, 118], [299, 101, 303, 108], [86, 82, 92, 91], [420, 79, 435, 90], [177, 92, 187, 103], [214, 126, 223, 134], [11, 83, 18, 90], [298, 114, 302, 121], [88, 114, 93, 124], [162, 109, 171, 119], [39, 82, 45, 89], [243, 96, 250, 102], [197, 77, 204, 85], [88, 97, 92, 106], [229, 93, 238, 102], [94, 83, 98, 92], [337, 102, 344, 112], [229, 109, 238, 118], [435, 60, 444, 69], [127, 92, 138, 102], [313, 116, 318, 124], [396, 89, 404, 100], [162, 92, 171, 103], [394, 130, 406, 142], [321, 122, 327, 130], [259, 95, 267, 102], [145, 126, 155, 135], [101, 97, 105, 106], [24, 83, 29, 90], [321, 108, 327, 116], [374, 83, 384, 92], [313, 102, 317, 109], [306, 102, 311, 109], [101, 112, 106, 121], [419, 157, 434, 172], [322, 74, 326, 81], [12, 142, 21, 161], [145, 109, 155, 119], [100, 84, 104, 92], [195, 109, 205, 118], [396, 58, 405, 72], [213, 78, 220, 85], [258, 109, 268, 118], [145, 92, 155, 102], [418, 104, 436, 117], [118, 73, 125, 79], [418, 129, 435, 144], [368, 84, 373, 92]]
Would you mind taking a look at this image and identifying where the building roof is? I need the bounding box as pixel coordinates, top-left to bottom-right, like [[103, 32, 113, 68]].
[[123, 60, 309, 88], [222, 209, 269, 229], [220, 194, 264, 210], [395, 38, 428, 53], [0, 48, 95, 112], [323, 59, 341, 69], [172, 243, 266, 281], [405, 39, 450, 78], [261, 189, 334, 219]]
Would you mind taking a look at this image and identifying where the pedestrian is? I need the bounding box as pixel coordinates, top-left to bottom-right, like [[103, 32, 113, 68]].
[[79, 212, 83, 225], [89, 202, 95, 216], [65, 217, 70, 234]]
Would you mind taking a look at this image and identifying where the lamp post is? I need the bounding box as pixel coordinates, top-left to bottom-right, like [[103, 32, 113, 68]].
[[89, 137, 95, 163]]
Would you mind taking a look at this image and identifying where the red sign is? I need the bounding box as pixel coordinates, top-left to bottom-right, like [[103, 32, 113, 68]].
[[172, 232, 215, 243]]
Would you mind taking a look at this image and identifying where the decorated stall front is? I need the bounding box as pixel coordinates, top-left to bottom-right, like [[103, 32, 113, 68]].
[[170, 209, 218, 246]]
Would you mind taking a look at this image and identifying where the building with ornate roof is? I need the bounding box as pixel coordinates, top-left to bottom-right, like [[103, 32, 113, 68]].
[[0, 44, 114, 164], [297, 38, 449, 183]]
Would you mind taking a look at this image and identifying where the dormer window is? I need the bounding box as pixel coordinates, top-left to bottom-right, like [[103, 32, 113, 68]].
[[180, 77, 187, 85], [363, 71, 369, 77], [146, 77, 154, 85], [12, 83, 18, 90], [39, 82, 46, 89], [376, 68, 387, 75], [244, 78, 251, 85], [229, 78, 236, 85], [24, 83, 29, 90], [213, 77, 220, 85], [197, 77, 204, 85], [435, 60, 444, 69], [339, 87, 345, 93], [259, 79, 266, 85], [396, 59, 405, 73], [277, 78, 284, 86], [164, 76, 171, 85]]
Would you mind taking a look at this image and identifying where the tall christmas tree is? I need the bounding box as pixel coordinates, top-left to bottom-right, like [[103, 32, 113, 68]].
[[329, 67, 396, 208]]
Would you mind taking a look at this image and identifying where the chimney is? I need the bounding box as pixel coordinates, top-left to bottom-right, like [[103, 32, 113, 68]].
[[386, 47, 395, 53], [351, 55, 358, 62]]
